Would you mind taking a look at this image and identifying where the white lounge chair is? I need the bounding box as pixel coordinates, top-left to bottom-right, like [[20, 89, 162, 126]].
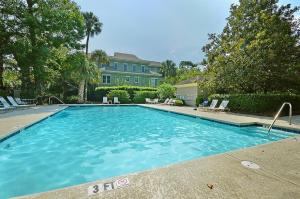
[[199, 99, 218, 111], [7, 96, 30, 107], [113, 97, 120, 104], [15, 97, 27, 105], [145, 98, 152, 104], [102, 96, 108, 104], [153, 98, 159, 104], [0, 97, 15, 110], [167, 99, 175, 105], [212, 100, 229, 111], [162, 98, 170, 105]]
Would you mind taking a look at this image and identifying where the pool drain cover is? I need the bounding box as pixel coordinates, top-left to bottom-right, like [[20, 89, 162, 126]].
[[241, 161, 260, 169]]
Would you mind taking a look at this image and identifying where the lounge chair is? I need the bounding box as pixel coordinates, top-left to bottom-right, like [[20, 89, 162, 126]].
[[162, 98, 170, 105], [0, 97, 15, 110], [7, 96, 30, 107], [211, 100, 229, 111], [167, 99, 175, 105], [153, 98, 159, 104], [102, 97, 108, 104], [199, 99, 218, 110], [113, 97, 120, 104], [199, 100, 209, 108], [145, 98, 152, 104], [15, 97, 27, 105]]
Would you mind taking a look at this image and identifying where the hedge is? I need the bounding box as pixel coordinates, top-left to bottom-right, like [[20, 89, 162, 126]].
[[90, 86, 157, 102], [107, 90, 131, 104], [133, 91, 158, 103], [207, 93, 300, 115]]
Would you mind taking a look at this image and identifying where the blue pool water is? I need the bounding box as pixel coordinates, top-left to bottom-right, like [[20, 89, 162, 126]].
[[0, 106, 295, 198]]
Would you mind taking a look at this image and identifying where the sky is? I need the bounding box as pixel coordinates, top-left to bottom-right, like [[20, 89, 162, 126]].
[[74, 0, 300, 65]]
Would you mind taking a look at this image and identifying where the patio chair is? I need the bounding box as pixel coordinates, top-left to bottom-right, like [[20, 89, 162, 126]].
[[162, 98, 170, 105], [0, 96, 15, 110], [211, 100, 229, 111], [199, 99, 218, 110], [113, 97, 120, 104], [198, 100, 209, 108], [153, 98, 159, 104], [102, 97, 108, 104], [167, 99, 175, 105], [7, 96, 31, 107], [15, 97, 27, 105], [145, 98, 152, 104]]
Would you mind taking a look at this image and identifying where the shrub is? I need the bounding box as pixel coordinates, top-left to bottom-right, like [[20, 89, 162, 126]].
[[196, 95, 206, 107], [133, 91, 158, 103], [157, 83, 176, 100], [107, 90, 130, 103], [208, 93, 300, 115], [65, 95, 80, 104], [92, 86, 157, 102], [174, 99, 184, 106]]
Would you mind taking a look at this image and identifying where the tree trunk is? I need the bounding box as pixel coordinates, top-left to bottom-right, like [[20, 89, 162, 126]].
[[85, 34, 90, 55], [0, 54, 4, 89], [78, 79, 85, 102], [84, 80, 88, 102]]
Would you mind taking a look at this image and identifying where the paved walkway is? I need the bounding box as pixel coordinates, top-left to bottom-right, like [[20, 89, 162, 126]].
[[0, 104, 298, 199], [141, 104, 300, 131]]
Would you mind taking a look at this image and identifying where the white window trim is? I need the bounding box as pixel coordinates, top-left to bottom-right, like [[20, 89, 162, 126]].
[[113, 62, 118, 70], [125, 76, 130, 82], [124, 63, 128, 71], [141, 65, 145, 73], [102, 74, 111, 84], [134, 76, 139, 84]]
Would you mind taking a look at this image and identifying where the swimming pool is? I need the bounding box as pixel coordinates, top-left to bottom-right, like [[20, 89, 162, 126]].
[[0, 106, 295, 198]]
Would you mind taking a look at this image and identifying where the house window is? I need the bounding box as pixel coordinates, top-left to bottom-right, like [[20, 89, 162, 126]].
[[151, 78, 158, 87], [124, 63, 128, 71], [132, 64, 136, 72], [113, 62, 118, 70], [125, 76, 130, 82], [102, 75, 111, 84], [141, 65, 145, 73], [134, 76, 139, 84]]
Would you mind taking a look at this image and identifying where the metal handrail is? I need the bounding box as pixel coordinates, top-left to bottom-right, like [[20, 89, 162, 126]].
[[268, 102, 292, 135], [48, 96, 65, 105]]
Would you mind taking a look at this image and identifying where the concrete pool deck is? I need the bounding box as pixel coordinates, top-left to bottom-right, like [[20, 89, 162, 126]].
[[0, 104, 299, 199]]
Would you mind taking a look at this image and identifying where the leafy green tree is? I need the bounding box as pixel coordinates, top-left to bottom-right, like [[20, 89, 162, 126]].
[[202, 0, 300, 94], [83, 12, 103, 55], [5, 0, 85, 97], [160, 60, 177, 78], [179, 61, 197, 69], [157, 83, 176, 99]]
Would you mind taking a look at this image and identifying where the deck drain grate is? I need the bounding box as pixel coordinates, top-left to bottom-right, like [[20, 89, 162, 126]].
[[241, 161, 260, 169]]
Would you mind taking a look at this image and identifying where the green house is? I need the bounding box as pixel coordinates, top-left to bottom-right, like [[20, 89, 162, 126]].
[[99, 52, 163, 87]]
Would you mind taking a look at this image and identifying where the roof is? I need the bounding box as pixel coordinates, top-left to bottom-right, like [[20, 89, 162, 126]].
[[176, 76, 204, 85], [109, 52, 161, 67]]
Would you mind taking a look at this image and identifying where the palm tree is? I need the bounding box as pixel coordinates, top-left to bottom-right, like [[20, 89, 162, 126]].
[[84, 50, 109, 101], [82, 12, 103, 55], [161, 60, 177, 78], [90, 50, 109, 66], [68, 52, 100, 102]]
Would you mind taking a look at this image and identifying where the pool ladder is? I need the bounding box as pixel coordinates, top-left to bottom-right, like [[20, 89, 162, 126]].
[[48, 96, 65, 105], [268, 102, 292, 135]]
